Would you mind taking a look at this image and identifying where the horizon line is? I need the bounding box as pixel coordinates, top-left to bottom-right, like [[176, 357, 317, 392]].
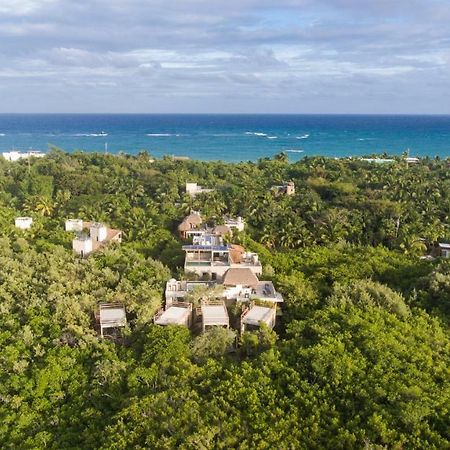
[[1, 112, 450, 116]]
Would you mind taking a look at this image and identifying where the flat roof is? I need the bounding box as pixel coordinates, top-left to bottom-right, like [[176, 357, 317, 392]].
[[242, 306, 274, 326], [201, 304, 229, 325], [155, 306, 190, 325], [182, 244, 229, 251], [99, 306, 126, 325], [439, 243, 450, 249]]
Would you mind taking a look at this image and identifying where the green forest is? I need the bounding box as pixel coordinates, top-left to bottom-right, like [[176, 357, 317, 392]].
[[0, 150, 449, 449]]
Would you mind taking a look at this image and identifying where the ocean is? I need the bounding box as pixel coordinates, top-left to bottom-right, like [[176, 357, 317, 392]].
[[1, 114, 450, 162]]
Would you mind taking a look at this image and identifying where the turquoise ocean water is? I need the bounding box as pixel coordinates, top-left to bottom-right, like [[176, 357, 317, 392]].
[[1, 114, 450, 162]]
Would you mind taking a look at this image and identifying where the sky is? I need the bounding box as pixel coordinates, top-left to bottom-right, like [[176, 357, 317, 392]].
[[0, 0, 449, 113]]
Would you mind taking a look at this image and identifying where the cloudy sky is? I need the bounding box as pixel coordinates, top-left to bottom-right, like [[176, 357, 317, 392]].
[[0, 0, 449, 113]]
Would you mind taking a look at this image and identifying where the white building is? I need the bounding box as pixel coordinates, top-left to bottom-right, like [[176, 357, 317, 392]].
[[97, 303, 127, 338], [154, 302, 193, 327], [165, 279, 215, 306], [185, 182, 214, 197], [222, 268, 284, 303], [15, 217, 33, 229], [2, 151, 45, 162], [165, 269, 283, 306], [201, 301, 229, 332], [224, 216, 245, 232], [241, 305, 277, 332], [90, 222, 108, 242], [438, 243, 450, 258], [183, 243, 262, 281], [65, 219, 84, 232], [71, 221, 122, 257], [72, 234, 93, 257]]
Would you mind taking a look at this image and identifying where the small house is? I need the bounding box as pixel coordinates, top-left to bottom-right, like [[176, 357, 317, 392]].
[[201, 301, 229, 332], [241, 305, 277, 333], [438, 242, 450, 258], [97, 303, 127, 338], [272, 181, 295, 196], [65, 219, 84, 232], [15, 217, 33, 230], [72, 234, 93, 257], [185, 182, 214, 197], [154, 302, 193, 327], [224, 216, 245, 232], [72, 221, 122, 257]]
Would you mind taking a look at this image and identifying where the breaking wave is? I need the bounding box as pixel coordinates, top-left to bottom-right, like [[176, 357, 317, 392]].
[[245, 132, 267, 137]]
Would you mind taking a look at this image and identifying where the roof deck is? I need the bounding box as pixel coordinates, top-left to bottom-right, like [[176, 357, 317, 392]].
[[241, 305, 276, 330], [154, 302, 192, 327], [201, 302, 229, 331], [98, 303, 127, 337]]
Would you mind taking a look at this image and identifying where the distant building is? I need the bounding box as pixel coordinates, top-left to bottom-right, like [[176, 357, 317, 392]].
[[65, 219, 84, 232], [2, 150, 45, 162], [154, 302, 193, 327], [185, 182, 214, 197], [96, 303, 127, 338], [72, 221, 122, 257], [15, 217, 33, 230], [272, 181, 295, 196], [223, 216, 245, 232]]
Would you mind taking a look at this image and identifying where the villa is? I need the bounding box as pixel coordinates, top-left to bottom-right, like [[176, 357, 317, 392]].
[[165, 268, 283, 305], [182, 242, 262, 281], [15, 217, 33, 229], [185, 182, 214, 197], [72, 221, 122, 257], [96, 303, 127, 338], [222, 268, 283, 303]]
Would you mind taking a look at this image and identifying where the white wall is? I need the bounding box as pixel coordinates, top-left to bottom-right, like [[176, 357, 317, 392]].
[[65, 219, 83, 232], [73, 237, 93, 256], [15, 217, 33, 229]]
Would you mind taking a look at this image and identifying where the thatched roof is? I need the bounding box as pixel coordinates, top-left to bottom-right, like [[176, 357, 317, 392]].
[[213, 224, 231, 236], [229, 244, 245, 263], [178, 212, 202, 231], [223, 268, 259, 287]]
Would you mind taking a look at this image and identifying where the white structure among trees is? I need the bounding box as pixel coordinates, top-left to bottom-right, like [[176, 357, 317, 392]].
[[97, 303, 127, 338], [154, 302, 193, 327], [15, 217, 33, 229], [65, 219, 84, 232]]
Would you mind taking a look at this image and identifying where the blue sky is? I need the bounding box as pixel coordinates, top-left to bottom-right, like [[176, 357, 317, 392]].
[[0, 0, 449, 113]]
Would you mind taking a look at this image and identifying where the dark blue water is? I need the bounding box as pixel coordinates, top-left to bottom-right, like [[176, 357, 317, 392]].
[[1, 114, 450, 162]]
